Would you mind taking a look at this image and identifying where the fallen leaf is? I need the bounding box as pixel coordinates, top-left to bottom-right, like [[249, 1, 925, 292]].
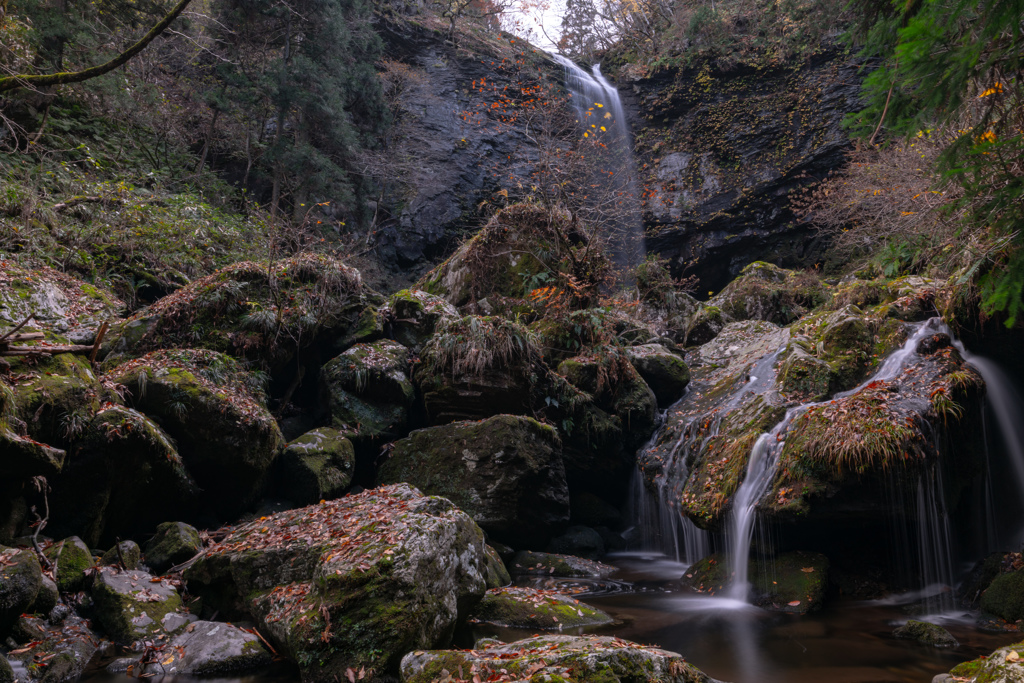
[[788, 600, 801, 606], [800, 567, 814, 573], [1008, 651, 1021, 663]]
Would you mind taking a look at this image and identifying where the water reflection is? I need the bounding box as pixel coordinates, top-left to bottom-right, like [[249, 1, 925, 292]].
[[479, 554, 1023, 683]]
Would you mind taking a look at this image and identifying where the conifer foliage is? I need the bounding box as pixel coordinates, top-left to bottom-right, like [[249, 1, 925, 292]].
[[846, 0, 1024, 324]]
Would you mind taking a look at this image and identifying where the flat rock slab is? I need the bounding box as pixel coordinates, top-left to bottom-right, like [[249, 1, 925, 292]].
[[509, 551, 617, 579], [91, 568, 182, 642], [400, 635, 713, 683], [144, 621, 270, 676], [468, 587, 613, 630]]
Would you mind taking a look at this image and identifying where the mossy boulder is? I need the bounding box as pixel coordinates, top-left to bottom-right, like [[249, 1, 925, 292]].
[[415, 316, 541, 423], [48, 405, 198, 547], [948, 642, 1024, 682], [0, 262, 124, 338], [893, 620, 959, 647], [184, 484, 491, 681], [0, 652, 12, 683], [378, 415, 569, 547], [509, 551, 617, 579], [709, 262, 828, 327], [419, 204, 604, 310], [626, 343, 690, 407], [11, 354, 113, 450], [981, 570, 1024, 622], [683, 551, 829, 614], [105, 253, 369, 371], [321, 340, 414, 443], [92, 567, 183, 642], [143, 621, 271, 676], [556, 353, 658, 492], [144, 522, 202, 574], [279, 428, 355, 505], [469, 586, 613, 630], [106, 349, 283, 518], [768, 333, 984, 519], [0, 545, 43, 634], [44, 537, 93, 593], [5, 614, 98, 683], [400, 635, 712, 683], [101, 541, 141, 570], [385, 289, 459, 350]]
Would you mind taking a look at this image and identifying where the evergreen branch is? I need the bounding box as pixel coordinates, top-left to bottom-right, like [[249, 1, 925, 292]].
[[0, 0, 194, 94]]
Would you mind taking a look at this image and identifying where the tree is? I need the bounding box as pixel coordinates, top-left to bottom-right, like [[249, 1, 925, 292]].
[[0, 0, 193, 93], [846, 0, 1024, 324], [210, 0, 387, 220]]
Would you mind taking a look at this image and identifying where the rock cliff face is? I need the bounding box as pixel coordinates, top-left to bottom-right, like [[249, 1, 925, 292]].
[[619, 51, 864, 292], [370, 14, 561, 272]]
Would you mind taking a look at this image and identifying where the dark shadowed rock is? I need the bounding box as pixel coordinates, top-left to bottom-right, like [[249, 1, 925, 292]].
[[379, 415, 569, 547], [144, 522, 202, 574]]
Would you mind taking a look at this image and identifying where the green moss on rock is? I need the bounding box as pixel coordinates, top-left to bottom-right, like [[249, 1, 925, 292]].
[[379, 415, 569, 547], [280, 428, 355, 505], [91, 567, 183, 643], [44, 537, 93, 592], [144, 522, 202, 574], [469, 586, 613, 629], [981, 570, 1024, 622]]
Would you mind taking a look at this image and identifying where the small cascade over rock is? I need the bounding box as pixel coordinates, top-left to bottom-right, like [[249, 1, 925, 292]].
[[726, 318, 954, 602], [551, 54, 644, 272]]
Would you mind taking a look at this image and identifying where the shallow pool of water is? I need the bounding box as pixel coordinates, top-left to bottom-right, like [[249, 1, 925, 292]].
[[476, 553, 1022, 683]]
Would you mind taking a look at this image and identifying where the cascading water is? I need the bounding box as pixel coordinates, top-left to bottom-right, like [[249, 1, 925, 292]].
[[727, 318, 954, 602], [945, 331, 1024, 546], [550, 54, 645, 271]]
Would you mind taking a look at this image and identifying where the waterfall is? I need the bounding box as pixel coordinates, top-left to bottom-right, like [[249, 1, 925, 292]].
[[550, 54, 645, 272], [626, 402, 710, 564], [727, 318, 951, 602], [946, 332, 1024, 546]]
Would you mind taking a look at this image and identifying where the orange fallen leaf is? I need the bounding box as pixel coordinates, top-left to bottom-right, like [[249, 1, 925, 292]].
[[788, 600, 801, 606]]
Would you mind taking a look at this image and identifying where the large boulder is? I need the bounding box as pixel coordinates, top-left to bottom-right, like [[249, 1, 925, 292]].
[[143, 621, 271, 676], [92, 567, 184, 642], [105, 253, 369, 372], [47, 404, 198, 546], [400, 635, 712, 683], [415, 316, 541, 423], [279, 428, 355, 505], [378, 415, 569, 548], [105, 349, 283, 518], [321, 340, 414, 443], [184, 484, 491, 681], [0, 545, 43, 634]]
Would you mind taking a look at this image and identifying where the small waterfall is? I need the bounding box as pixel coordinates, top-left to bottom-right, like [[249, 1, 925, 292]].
[[550, 54, 644, 272], [945, 335, 1024, 545], [727, 319, 950, 602], [626, 403, 710, 564]]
